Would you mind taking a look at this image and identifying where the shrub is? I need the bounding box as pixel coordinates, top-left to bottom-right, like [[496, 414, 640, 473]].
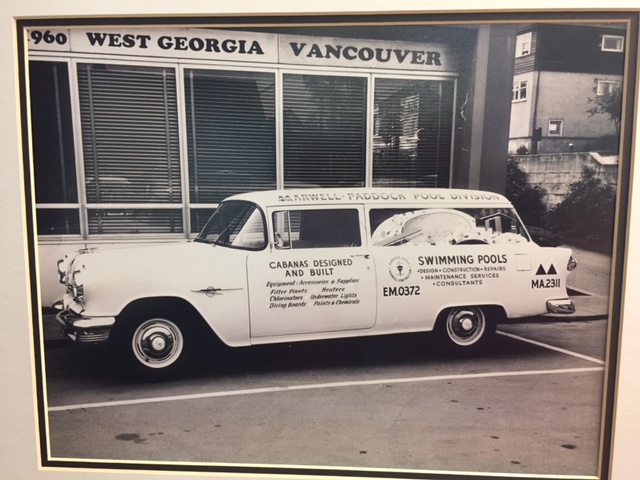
[[505, 158, 547, 228], [547, 166, 616, 252]]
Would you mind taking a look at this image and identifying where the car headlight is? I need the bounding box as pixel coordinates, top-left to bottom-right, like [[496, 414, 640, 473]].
[[69, 266, 85, 308], [56, 258, 66, 284]]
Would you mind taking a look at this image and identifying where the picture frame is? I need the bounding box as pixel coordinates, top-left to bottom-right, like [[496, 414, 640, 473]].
[[2, 2, 639, 479]]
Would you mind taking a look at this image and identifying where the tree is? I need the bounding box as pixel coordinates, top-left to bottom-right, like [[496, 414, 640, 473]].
[[505, 158, 547, 228], [587, 82, 622, 138], [547, 166, 616, 252]]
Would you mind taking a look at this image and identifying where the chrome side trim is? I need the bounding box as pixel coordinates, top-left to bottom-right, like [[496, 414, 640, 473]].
[[74, 317, 116, 329]]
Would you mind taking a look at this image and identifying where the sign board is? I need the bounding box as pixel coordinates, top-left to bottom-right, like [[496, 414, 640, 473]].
[[28, 28, 280, 63], [28, 28, 453, 72], [279, 33, 452, 71]]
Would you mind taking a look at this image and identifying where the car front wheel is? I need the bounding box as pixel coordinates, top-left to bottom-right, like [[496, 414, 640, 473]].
[[112, 310, 194, 381]]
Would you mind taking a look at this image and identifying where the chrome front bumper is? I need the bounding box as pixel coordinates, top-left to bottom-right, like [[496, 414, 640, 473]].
[[52, 301, 116, 343], [546, 298, 576, 315]]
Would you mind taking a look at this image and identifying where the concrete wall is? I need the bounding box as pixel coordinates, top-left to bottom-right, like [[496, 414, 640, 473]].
[[509, 152, 618, 206], [509, 135, 619, 155]]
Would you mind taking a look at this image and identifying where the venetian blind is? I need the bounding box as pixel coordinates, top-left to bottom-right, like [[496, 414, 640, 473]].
[[77, 63, 181, 204], [283, 74, 367, 188], [372, 78, 454, 188], [184, 69, 276, 204]]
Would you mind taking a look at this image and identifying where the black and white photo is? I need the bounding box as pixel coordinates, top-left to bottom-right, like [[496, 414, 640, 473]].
[[8, 7, 640, 480]]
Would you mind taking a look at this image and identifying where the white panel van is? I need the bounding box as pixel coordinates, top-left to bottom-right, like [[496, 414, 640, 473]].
[[53, 188, 576, 380]]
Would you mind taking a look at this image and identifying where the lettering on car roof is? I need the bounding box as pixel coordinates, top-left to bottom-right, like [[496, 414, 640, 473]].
[[276, 191, 504, 203]]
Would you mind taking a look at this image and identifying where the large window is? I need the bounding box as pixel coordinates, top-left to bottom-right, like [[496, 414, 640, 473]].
[[77, 63, 183, 234], [30, 61, 79, 235], [184, 69, 276, 207], [33, 60, 457, 239], [372, 78, 454, 188], [283, 74, 367, 188]]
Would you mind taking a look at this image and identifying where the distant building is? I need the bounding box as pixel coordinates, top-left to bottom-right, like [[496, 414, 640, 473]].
[[509, 24, 625, 155]]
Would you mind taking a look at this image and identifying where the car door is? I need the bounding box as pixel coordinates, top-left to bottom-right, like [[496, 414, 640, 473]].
[[247, 205, 376, 338]]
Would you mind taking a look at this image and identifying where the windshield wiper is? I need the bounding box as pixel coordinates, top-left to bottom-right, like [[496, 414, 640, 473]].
[[193, 237, 215, 245]]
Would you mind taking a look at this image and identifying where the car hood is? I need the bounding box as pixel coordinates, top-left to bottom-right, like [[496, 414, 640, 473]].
[[62, 240, 248, 290]]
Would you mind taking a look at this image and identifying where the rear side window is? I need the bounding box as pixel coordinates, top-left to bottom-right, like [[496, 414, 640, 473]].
[[273, 209, 361, 249], [370, 207, 529, 246]]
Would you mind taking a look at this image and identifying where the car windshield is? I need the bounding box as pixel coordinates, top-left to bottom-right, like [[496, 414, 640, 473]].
[[370, 207, 530, 246], [196, 200, 267, 250]]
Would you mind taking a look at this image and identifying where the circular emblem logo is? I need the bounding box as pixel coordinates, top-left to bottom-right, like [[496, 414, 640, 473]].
[[389, 257, 411, 282]]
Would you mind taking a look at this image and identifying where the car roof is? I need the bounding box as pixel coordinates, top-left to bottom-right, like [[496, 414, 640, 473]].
[[225, 188, 512, 208]]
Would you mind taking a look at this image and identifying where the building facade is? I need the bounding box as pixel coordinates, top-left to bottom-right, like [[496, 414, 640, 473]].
[[28, 24, 516, 304], [509, 24, 626, 154]]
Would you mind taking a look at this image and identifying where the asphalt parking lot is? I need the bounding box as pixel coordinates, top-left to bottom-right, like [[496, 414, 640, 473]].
[[39, 316, 607, 477], [37, 245, 613, 478]]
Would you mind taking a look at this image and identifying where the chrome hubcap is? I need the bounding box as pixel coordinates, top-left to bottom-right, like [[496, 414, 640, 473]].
[[446, 308, 486, 346], [461, 318, 474, 331], [132, 318, 183, 368]]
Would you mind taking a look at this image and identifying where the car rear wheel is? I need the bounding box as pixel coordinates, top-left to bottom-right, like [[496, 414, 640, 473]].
[[437, 306, 496, 355], [112, 310, 195, 381]]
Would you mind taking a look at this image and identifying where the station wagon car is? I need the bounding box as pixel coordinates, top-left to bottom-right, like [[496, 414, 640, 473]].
[[53, 188, 577, 380]]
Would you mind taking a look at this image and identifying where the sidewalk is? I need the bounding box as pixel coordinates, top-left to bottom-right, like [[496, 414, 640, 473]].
[[541, 291, 609, 322], [542, 244, 611, 322], [564, 245, 612, 297]]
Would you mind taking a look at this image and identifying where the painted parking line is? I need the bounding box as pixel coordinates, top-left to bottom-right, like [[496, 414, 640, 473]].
[[497, 330, 605, 365], [48, 366, 603, 413]]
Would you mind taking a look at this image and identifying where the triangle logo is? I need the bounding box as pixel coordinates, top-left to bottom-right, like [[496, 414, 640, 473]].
[[536, 265, 547, 275], [548, 264, 557, 275]]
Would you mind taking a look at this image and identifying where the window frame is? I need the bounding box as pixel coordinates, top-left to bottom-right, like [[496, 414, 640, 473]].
[[512, 79, 528, 102], [601, 34, 625, 52], [30, 57, 83, 238], [271, 207, 364, 250], [548, 119, 564, 137], [515, 32, 532, 58], [371, 75, 457, 189], [196, 200, 268, 251], [73, 58, 185, 239], [182, 65, 278, 206], [596, 79, 619, 96], [280, 69, 369, 189]]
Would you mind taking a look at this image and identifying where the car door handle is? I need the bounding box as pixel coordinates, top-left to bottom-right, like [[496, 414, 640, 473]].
[[350, 254, 370, 259]]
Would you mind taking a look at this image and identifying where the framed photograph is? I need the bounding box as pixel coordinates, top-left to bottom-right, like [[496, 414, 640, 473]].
[[3, 2, 639, 480]]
